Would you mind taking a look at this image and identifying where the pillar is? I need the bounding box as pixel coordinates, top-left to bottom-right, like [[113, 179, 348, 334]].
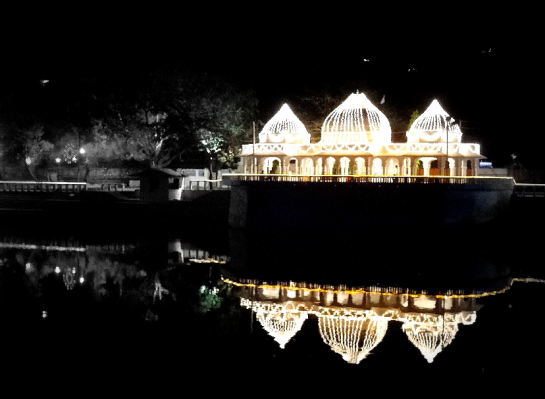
[[439, 157, 447, 176], [422, 159, 431, 176], [282, 157, 289, 174], [460, 159, 467, 177]]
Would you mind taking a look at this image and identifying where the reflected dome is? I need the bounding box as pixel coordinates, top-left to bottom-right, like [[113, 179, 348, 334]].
[[318, 315, 388, 364], [320, 92, 392, 144], [255, 302, 308, 349], [402, 315, 458, 363]]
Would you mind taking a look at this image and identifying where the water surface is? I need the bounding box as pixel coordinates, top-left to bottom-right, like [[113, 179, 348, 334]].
[[0, 222, 542, 387]]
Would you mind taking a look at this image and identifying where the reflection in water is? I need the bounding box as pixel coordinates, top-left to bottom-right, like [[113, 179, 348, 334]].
[[226, 278, 512, 364], [319, 315, 387, 364], [0, 235, 229, 328], [3, 230, 545, 379]]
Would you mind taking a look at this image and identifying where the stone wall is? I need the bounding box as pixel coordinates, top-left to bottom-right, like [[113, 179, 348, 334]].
[[229, 179, 515, 230]]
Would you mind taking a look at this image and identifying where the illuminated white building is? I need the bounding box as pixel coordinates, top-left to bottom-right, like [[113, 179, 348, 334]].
[[402, 313, 473, 363], [240, 93, 484, 176], [233, 280, 487, 364], [318, 314, 388, 364], [253, 301, 309, 349]]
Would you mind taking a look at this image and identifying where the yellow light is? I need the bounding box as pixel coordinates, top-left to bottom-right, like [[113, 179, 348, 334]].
[[222, 277, 509, 299]]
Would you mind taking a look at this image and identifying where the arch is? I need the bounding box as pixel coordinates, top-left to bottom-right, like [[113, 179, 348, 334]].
[[263, 157, 282, 174], [430, 159, 439, 176], [289, 158, 298, 174], [418, 157, 437, 177]]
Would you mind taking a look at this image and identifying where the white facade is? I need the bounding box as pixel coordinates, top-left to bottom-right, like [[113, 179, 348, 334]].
[[241, 94, 484, 177]]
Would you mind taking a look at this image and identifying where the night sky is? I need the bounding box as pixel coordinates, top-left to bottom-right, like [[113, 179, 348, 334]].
[[1, 6, 538, 169]]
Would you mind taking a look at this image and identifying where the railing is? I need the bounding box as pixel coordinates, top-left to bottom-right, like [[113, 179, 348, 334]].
[[513, 184, 545, 198], [225, 174, 515, 186], [0, 181, 87, 192], [188, 179, 223, 190]]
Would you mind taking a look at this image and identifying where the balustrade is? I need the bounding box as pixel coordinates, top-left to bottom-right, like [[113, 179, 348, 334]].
[[0, 181, 87, 193], [226, 174, 513, 187]]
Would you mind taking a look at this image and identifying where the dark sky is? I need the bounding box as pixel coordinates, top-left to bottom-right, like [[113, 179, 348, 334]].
[[1, 6, 538, 168]]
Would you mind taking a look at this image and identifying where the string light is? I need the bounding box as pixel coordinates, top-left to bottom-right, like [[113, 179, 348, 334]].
[[407, 99, 463, 143], [241, 94, 483, 176], [319, 315, 388, 364], [259, 104, 310, 144], [232, 278, 486, 364], [321, 92, 391, 144], [222, 277, 509, 299], [402, 315, 459, 363]]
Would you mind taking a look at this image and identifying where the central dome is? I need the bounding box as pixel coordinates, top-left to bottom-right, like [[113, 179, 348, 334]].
[[321, 92, 392, 144]]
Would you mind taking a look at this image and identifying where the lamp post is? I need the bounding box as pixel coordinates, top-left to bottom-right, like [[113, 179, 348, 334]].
[[79, 148, 86, 182], [55, 157, 61, 182], [446, 117, 453, 176]]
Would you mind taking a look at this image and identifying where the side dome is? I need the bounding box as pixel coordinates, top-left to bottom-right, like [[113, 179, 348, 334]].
[[259, 104, 310, 144], [320, 92, 392, 144], [402, 316, 459, 363], [256, 306, 308, 349], [407, 99, 462, 143]]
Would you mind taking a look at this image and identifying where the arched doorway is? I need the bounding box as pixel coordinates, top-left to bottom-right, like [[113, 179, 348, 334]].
[[264, 157, 282, 174], [430, 160, 439, 176], [418, 157, 436, 176], [289, 158, 298, 174]]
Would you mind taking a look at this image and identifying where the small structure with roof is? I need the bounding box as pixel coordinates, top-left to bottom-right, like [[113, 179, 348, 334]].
[[135, 168, 184, 202]]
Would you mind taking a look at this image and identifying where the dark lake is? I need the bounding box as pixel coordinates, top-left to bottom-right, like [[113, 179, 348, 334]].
[[1, 213, 543, 388]]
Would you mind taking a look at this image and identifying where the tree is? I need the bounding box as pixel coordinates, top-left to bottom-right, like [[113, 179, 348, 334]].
[[90, 68, 257, 172], [2, 124, 53, 181], [171, 72, 257, 175], [407, 110, 419, 131], [292, 88, 344, 141]]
